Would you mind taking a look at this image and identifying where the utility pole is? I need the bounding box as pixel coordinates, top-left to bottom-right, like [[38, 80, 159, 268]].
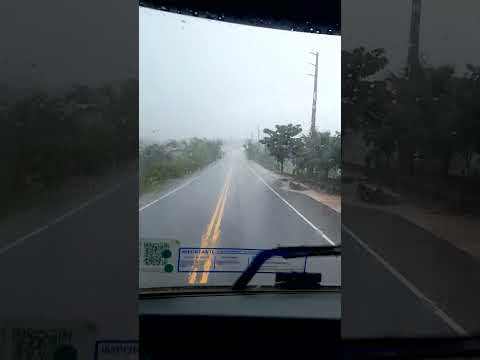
[[407, 0, 422, 79], [257, 125, 260, 142], [307, 51, 319, 136], [306, 52, 319, 178]]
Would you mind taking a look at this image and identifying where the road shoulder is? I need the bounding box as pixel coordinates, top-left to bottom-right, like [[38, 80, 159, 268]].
[[249, 163, 341, 213], [343, 181, 480, 261]]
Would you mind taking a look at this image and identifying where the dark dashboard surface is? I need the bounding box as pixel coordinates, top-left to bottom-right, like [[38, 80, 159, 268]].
[[140, 289, 341, 357], [139, 290, 341, 319], [141, 315, 341, 357]]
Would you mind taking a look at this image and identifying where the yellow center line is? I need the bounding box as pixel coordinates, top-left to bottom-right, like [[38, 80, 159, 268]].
[[187, 179, 226, 284], [188, 180, 226, 280], [188, 168, 232, 284], [199, 173, 232, 283]]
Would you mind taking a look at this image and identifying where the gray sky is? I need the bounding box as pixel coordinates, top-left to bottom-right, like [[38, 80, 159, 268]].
[[343, 0, 480, 76], [0, 0, 137, 95], [140, 8, 341, 142]]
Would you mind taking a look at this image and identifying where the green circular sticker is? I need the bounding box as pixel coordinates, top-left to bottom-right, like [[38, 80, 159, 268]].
[[161, 249, 172, 259], [164, 264, 174, 272]]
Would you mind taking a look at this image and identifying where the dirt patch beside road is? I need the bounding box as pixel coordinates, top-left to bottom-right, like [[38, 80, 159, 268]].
[[278, 179, 341, 213], [259, 170, 341, 214]]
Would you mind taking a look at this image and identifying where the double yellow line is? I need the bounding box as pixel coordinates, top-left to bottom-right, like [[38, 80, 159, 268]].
[[188, 168, 233, 284]]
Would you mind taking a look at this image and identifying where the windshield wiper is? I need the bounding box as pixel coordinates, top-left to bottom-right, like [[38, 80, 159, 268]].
[[232, 245, 341, 291]]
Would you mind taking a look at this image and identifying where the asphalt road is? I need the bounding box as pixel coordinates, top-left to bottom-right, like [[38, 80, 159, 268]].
[[2, 146, 477, 341], [139, 147, 480, 339], [0, 170, 138, 341], [342, 203, 480, 339], [139, 147, 341, 288]]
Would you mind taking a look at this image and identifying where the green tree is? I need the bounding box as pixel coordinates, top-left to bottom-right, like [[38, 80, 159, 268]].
[[454, 66, 480, 176], [243, 139, 276, 169], [342, 47, 389, 130], [260, 124, 302, 174], [306, 131, 341, 179]]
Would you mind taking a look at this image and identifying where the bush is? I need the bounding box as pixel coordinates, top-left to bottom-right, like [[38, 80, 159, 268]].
[[139, 138, 222, 194], [0, 79, 138, 211]]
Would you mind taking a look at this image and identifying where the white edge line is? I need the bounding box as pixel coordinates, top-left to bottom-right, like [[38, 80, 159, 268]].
[[247, 164, 336, 246], [343, 225, 468, 336], [138, 175, 200, 212], [0, 182, 124, 256], [138, 160, 221, 212]]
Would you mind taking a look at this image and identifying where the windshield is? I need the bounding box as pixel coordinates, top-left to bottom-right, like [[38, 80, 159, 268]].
[[139, 7, 341, 290]]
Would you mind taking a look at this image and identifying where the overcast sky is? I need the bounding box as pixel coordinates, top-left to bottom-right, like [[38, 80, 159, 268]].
[[140, 7, 341, 142], [0, 0, 136, 95], [343, 0, 480, 76]]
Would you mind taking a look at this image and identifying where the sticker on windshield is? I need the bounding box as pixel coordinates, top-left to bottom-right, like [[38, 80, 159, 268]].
[[0, 320, 96, 360], [140, 238, 180, 273], [178, 248, 306, 273]]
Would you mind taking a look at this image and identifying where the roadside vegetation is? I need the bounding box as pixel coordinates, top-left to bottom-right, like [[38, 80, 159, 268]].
[[343, 47, 480, 212], [244, 124, 341, 194], [139, 138, 223, 194], [0, 79, 137, 218]]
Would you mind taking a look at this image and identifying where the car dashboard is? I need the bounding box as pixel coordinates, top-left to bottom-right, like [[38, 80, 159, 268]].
[[139, 288, 341, 357]]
